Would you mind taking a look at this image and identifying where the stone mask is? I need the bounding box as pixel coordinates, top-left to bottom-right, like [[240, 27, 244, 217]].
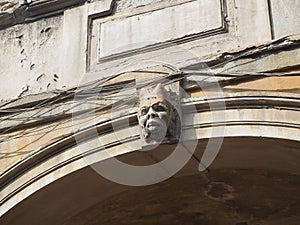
[[138, 84, 178, 144]]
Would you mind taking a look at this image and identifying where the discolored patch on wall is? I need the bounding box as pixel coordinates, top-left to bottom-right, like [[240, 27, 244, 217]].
[[205, 182, 235, 201]]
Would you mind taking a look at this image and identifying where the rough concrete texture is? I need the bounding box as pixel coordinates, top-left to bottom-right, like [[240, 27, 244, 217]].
[[0, 0, 18, 13], [0, 0, 300, 101], [0, 15, 63, 100]]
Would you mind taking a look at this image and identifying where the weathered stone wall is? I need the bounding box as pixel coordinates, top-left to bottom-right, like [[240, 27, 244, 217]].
[[0, 0, 299, 101], [0, 0, 18, 13], [270, 0, 300, 38], [0, 1, 299, 222], [0, 15, 63, 100], [115, 0, 165, 11]]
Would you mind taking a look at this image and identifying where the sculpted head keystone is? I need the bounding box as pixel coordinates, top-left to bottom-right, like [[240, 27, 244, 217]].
[[137, 84, 179, 145]]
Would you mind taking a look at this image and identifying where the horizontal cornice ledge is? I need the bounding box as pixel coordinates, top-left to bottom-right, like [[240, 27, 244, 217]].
[[0, 0, 87, 30]]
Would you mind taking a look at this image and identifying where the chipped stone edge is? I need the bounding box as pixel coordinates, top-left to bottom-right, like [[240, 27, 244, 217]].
[[0, 0, 87, 30]]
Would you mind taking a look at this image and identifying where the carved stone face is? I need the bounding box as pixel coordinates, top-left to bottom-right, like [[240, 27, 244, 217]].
[[138, 84, 173, 143]]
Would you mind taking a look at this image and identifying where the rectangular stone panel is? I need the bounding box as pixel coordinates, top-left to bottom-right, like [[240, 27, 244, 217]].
[[95, 0, 225, 60], [269, 0, 300, 38]]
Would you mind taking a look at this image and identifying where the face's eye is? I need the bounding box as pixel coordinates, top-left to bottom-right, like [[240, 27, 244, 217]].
[[140, 107, 149, 116], [153, 103, 167, 112]]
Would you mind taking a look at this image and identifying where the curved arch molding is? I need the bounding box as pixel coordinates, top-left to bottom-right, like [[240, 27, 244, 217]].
[[0, 92, 299, 216]]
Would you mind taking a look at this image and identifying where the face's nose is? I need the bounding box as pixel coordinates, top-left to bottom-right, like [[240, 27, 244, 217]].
[[147, 107, 158, 119]]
